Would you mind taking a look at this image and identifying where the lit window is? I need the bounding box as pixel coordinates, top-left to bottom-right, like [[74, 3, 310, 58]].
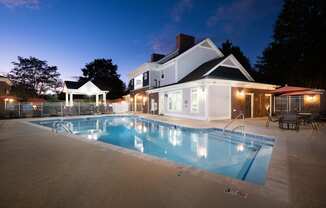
[[168, 91, 182, 112], [191, 88, 200, 113]]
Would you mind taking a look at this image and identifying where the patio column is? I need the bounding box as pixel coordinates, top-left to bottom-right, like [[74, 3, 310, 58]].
[[65, 92, 69, 106], [95, 94, 99, 106], [103, 93, 106, 105], [69, 93, 74, 106]]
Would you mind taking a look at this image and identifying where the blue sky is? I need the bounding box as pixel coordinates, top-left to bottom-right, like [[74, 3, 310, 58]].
[[0, 0, 282, 83]]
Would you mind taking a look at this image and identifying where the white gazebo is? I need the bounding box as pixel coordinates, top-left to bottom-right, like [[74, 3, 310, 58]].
[[63, 81, 109, 106]]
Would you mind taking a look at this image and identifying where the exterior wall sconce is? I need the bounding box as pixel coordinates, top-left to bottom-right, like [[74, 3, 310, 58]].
[[305, 95, 316, 103], [236, 90, 245, 99]]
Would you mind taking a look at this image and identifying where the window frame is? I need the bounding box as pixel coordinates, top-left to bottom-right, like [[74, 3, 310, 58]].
[[167, 90, 183, 112], [190, 87, 200, 113]]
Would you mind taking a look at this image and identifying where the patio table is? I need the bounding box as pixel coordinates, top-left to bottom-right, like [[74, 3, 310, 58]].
[[297, 113, 312, 125]]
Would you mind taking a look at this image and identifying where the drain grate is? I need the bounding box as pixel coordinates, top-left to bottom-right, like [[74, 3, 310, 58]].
[[224, 187, 248, 199]]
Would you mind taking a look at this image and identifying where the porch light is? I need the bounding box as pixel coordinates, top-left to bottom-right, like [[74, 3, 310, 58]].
[[305, 95, 316, 103], [236, 90, 245, 98]]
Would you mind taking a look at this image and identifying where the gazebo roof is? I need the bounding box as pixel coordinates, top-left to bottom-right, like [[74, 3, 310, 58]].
[[63, 80, 109, 95]]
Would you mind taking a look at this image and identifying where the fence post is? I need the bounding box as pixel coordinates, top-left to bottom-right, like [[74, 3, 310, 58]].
[[18, 103, 21, 118], [61, 102, 63, 117]]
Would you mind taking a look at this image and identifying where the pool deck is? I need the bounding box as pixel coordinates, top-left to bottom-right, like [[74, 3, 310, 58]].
[[0, 114, 325, 208]]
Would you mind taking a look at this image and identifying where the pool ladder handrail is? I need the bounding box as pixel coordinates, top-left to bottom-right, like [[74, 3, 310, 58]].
[[231, 125, 246, 137], [223, 112, 245, 136], [53, 120, 73, 134]]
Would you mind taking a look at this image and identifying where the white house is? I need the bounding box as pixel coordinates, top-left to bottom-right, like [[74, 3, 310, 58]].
[[128, 34, 278, 120]]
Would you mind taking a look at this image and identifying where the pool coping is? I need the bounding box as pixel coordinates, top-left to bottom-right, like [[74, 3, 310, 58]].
[[20, 114, 289, 204]]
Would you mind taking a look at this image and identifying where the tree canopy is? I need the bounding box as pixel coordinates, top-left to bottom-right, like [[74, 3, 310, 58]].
[[9, 56, 61, 99], [219, 40, 252, 70], [256, 0, 326, 88], [78, 58, 126, 99], [219, 40, 263, 81]]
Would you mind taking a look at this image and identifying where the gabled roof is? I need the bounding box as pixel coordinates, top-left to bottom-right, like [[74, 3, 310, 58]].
[[177, 55, 252, 83], [155, 38, 223, 65], [156, 49, 180, 64], [206, 66, 248, 81], [64, 80, 110, 91], [64, 81, 84, 89], [178, 57, 226, 83]]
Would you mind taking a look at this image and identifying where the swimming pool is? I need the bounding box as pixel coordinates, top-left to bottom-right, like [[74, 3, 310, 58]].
[[32, 116, 274, 184]]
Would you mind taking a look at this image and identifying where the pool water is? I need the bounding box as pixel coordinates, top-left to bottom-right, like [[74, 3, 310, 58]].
[[32, 116, 274, 184]]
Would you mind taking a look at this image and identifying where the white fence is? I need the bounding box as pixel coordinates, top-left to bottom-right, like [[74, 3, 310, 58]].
[[112, 102, 129, 113], [0, 102, 130, 118]]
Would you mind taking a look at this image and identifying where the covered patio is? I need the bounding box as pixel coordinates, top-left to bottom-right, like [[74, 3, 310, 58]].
[[272, 86, 325, 114], [63, 81, 109, 107]]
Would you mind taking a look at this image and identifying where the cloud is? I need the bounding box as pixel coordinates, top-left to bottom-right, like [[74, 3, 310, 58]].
[[149, 25, 176, 53], [149, 0, 194, 52], [170, 0, 193, 23], [0, 0, 40, 8], [206, 0, 256, 29]]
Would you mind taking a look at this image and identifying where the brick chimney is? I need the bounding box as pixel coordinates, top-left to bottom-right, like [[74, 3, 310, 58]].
[[150, 53, 165, 62], [176, 33, 195, 52]]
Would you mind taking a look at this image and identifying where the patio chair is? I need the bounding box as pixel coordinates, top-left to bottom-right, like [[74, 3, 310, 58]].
[[266, 114, 279, 127], [305, 113, 320, 130], [279, 112, 299, 131]]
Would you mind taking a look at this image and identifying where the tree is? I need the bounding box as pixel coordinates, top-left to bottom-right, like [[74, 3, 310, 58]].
[[79, 58, 126, 99], [219, 40, 252, 70], [219, 40, 263, 81], [9, 56, 61, 99], [256, 0, 326, 88]]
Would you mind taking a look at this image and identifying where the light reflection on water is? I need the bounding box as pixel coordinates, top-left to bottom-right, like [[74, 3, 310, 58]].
[[34, 116, 274, 184]]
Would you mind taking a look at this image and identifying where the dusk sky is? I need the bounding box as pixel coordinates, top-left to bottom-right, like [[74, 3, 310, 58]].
[[0, 0, 283, 83]]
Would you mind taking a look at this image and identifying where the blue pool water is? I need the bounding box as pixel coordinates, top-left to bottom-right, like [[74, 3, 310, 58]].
[[32, 116, 274, 184]]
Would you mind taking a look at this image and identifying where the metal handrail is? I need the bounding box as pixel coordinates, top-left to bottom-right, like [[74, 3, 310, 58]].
[[223, 111, 245, 134], [53, 120, 73, 134], [231, 125, 246, 137]]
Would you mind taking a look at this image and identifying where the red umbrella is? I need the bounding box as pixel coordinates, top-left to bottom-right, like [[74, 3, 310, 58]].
[[281, 90, 323, 96], [271, 86, 311, 94]]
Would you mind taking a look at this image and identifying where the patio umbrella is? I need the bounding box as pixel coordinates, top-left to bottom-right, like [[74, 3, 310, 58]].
[[270, 86, 313, 95], [281, 90, 323, 96]]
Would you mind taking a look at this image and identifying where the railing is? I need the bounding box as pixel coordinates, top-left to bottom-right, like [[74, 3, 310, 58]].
[[230, 125, 246, 137], [223, 111, 245, 135], [53, 120, 73, 133], [0, 102, 117, 119]]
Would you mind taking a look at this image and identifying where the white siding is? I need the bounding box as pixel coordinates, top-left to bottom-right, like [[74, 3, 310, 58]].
[[176, 46, 221, 82], [207, 85, 231, 120], [159, 62, 177, 87], [149, 70, 160, 88]]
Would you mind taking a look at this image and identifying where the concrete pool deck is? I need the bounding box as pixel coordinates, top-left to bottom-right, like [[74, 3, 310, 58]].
[[0, 115, 325, 207]]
